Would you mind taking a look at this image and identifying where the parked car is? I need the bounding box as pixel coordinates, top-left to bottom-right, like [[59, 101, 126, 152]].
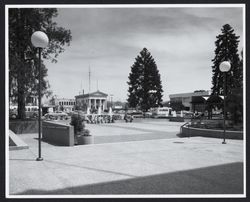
[[183, 111, 194, 118], [144, 111, 153, 118], [44, 111, 69, 120], [152, 107, 172, 118], [126, 109, 143, 118]]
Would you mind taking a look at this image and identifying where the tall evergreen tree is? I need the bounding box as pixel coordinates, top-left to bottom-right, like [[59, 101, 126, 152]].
[[226, 49, 243, 124], [9, 8, 72, 119], [127, 54, 144, 109], [127, 48, 163, 111], [238, 49, 243, 88], [211, 24, 241, 95]]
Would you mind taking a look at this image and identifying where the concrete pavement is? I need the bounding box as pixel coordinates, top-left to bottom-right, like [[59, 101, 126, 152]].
[[8, 119, 244, 196]]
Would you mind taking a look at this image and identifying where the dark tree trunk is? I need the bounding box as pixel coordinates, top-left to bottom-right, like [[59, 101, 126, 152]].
[[17, 61, 26, 120], [17, 86, 26, 119], [16, 8, 26, 120]]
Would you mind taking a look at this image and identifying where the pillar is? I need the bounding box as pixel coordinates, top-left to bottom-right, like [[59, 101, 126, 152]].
[[99, 99, 101, 110], [88, 99, 91, 108], [102, 100, 104, 111], [104, 99, 107, 110]]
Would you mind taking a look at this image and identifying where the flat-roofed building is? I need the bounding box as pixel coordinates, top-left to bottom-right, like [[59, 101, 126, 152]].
[[169, 90, 211, 112], [50, 98, 76, 112]]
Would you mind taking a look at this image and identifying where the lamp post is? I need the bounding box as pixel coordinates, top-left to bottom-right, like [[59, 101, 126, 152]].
[[219, 61, 231, 144], [31, 31, 49, 161]]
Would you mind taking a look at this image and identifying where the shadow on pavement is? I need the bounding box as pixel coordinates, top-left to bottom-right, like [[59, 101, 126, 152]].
[[14, 162, 243, 195], [10, 158, 36, 161], [33, 137, 69, 147]]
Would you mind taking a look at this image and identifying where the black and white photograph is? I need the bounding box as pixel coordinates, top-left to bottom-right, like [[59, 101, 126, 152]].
[[5, 3, 246, 198]]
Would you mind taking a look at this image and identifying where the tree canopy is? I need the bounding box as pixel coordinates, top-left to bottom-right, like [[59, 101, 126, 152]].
[[210, 24, 243, 123], [211, 24, 241, 95], [9, 8, 72, 119], [127, 48, 163, 111]]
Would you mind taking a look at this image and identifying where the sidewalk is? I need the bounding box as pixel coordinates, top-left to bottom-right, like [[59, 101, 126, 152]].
[[8, 133, 244, 196]]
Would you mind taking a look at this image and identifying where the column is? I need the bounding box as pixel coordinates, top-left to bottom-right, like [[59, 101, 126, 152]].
[[94, 99, 96, 109], [104, 99, 107, 110], [99, 99, 101, 111], [88, 99, 91, 108], [96, 99, 98, 108], [102, 100, 104, 111]]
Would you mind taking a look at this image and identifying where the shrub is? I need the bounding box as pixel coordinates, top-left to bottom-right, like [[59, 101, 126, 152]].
[[70, 113, 91, 137], [70, 113, 85, 134], [83, 129, 91, 136]]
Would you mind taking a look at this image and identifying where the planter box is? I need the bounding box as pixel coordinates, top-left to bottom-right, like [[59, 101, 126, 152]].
[[77, 135, 94, 145], [180, 125, 243, 140], [42, 121, 74, 146]]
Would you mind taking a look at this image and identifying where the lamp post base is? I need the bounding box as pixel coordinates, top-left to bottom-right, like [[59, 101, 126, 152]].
[[222, 141, 226, 144], [36, 157, 43, 161]]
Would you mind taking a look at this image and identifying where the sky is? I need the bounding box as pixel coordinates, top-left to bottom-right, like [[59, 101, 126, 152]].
[[43, 6, 243, 102]]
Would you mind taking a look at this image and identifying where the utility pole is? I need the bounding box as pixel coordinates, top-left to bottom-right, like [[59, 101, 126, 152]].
[[88, 65, 91, 94]]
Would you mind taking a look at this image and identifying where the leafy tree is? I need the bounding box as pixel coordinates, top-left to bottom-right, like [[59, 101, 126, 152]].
[[60, 105, 64, 112], [127, 48, 163, 111], [9, 8, 72, 119], [163, 101, 171, 107], [211, 24, 241, 96], [205, 95, 223, 119]]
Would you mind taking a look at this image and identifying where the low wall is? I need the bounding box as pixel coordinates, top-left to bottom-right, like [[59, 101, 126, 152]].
[[9, 120, 38, 134], [42, 121, 74, 146], [9, 130, 29, 150], [169, 117, 185, 122], [181, 125, 243, 140]]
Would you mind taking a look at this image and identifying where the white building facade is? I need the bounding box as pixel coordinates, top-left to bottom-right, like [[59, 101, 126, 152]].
[[51, 98, 76, 112], [75, 90, 108, 112]]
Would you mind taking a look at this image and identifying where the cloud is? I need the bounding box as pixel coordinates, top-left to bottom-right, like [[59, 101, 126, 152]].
[[44, 6, 243, 101]]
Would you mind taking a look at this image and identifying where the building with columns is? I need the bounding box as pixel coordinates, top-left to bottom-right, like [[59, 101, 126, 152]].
[[75, 90, 108, 112]]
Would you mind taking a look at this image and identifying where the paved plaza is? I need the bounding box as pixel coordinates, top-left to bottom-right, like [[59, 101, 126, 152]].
[[88, 119, 184, 144], [8, 119, 244, 196]]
